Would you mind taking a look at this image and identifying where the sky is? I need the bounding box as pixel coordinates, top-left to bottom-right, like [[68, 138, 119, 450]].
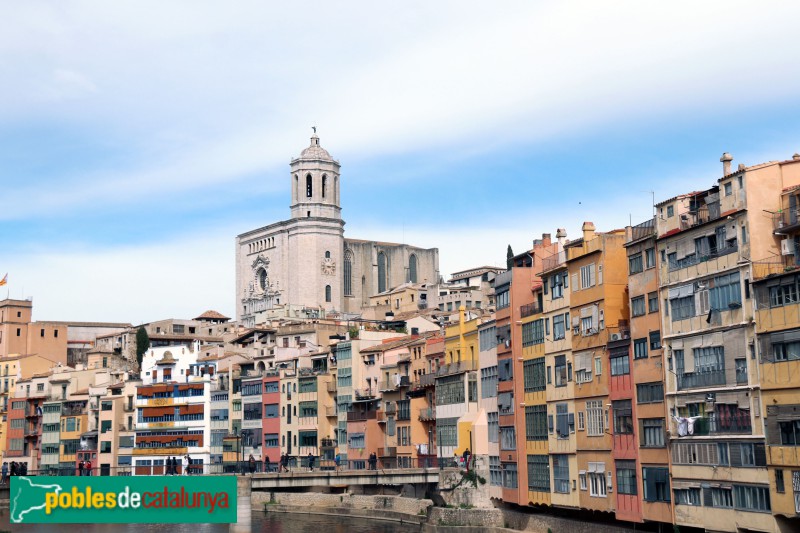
[[2, 1, 800, 323]]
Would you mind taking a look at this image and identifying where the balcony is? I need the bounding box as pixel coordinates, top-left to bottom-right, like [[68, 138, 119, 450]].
[[320, 438, 336, 448], [354, 389, 376, 401], [385, 403, 397, 416], [668, 242, 738, 272], [436, 360, 476, 377], [378, 447, 396, 458], [677, 369, 727, 391], [347, 410, 377, 422], [326, 381, 337, 393], [540, 250, 567, 275], [693, 414, 752, 436], [752, 256, 800, 281], [773, 207, 800, 234], [520, 301, 542, 318], [418, 374, 436, 389], [419, 407, 436, 421], [325, 406, 337, 417]]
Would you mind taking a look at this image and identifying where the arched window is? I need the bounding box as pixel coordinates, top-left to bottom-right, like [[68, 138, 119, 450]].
[[325, 251, 331, 259], [409, 254, 418, 283], [362, 276, 367, 305], [306, 174, 313, 198], [378, 252, 387, 293], [344, 249, 353, 296], [325, 285, 332, 303], [322, 174, 327, 199]]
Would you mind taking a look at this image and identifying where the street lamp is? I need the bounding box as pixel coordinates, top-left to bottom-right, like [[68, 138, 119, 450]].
[[240, 429, 250, 474]]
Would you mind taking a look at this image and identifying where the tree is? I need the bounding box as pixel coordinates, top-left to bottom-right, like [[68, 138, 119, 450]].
[[135, 326, 150, 371], [506, 245, 514, 270]]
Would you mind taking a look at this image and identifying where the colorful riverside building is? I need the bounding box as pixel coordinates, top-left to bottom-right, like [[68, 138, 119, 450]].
[[622, 218, 671, 525], [566, 222, 628, 516], [656, 154, 800, 532], [478, 318, 501, 498]]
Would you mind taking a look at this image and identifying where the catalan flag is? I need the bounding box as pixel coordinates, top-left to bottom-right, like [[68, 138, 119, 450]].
[[0, 274, 6, 287]]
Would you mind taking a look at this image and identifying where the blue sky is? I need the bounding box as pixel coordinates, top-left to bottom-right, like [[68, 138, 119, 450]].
[[2, 1, 800, 323]]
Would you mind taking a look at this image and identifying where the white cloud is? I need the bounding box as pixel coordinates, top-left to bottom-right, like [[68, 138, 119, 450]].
[[2, 1, 800, 218]]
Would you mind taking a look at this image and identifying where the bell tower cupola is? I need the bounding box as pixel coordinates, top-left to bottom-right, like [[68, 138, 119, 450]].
[[290, 128, 342, 220]]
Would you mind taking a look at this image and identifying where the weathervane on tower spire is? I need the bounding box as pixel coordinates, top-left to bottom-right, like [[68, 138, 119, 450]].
[[312, 126, 316, 134]]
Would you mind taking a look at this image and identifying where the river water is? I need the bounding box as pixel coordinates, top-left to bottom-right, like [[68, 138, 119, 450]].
[[0, 510, 420, 532]]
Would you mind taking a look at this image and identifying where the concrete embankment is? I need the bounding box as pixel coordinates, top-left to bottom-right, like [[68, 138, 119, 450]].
[[255, 492, 639, 533]]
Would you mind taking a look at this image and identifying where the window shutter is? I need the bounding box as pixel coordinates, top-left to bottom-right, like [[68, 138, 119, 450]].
[[754, 443, 767, 466], [597, 264, 603, 285], [545, 318, 550, 336], [703, 487, 713, 507], [729, 443, 743, 467], [607, 471, 613, 491], [643, 469, 655, 501], [548, 415, 554, 433], [563, 272, 568, 288], [547, 366, 552, 384], [567, 363, 573, 382], [572, 273, 579, 290], [568, 413, 575, 433], [590, 265, 596, 286], [544, 279, 548, 295]]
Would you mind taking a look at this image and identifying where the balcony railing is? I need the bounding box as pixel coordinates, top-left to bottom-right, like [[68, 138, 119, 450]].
[[540, 250, 567, 275], [677, 369, 726, 390], [520, 302, 542, 318], [628, 217, 656, 243], [385, 403, 397, 415], [354, 388, 376, 400], [668, 242, 738, 272], [693, 414, 752, 436], [347, 410, 377, 422], [418, 374, 436, 389], [773, 207, 800, 233], [379, 376, 411, 392], [752, 256, 800, 281], [419, 407, 436, 421], [436, 360, 476, 377]]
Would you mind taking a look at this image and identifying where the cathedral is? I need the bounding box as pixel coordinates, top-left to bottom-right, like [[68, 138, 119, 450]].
[[235, 132, 439, 326]]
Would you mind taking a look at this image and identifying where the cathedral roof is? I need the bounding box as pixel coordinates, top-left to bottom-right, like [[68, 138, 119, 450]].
[[297, 134, 335, 162]]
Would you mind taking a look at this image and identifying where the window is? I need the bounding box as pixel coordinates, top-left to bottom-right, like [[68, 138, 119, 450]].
[[616, 461, 637, 495], [437, 418, 457, 446], [637, 382, 664, 404], [633, 338, 648, 359], [674, 488, 701, 506], [554, 355, 568, 387], [325, 285, 331, 303], [496, 288, 509, 309], [264, 404, 279, 418], [589, 465, 607, 497], [523, 358, 545, 392], [629, 254, 643, 275], [306, 174, 312, 197], [640, 419, 665, 447], [502, 463, 518, 489], [586, 400, 604, 436], [479, 326, 497, 351], [377, 252, 388, 294], [610, 350, 630, 376], [481, 366, 498, 398], [552, 455, 570, 494], [667, 205, 674, 217], [724, 182, 732, 196], [733, 485, 771, 512], [100, 420, 112, 433], [581, 315, 595, 336], [528, 455, 550, 492], [648, 292, 659, 313], [552, 314, 566, 340], [613, 400, 633, 434], [649, 331, 661, 350], [710, 272, 741, 310], [580, 263, 596, 289], [489, 457, 501, 486], [498, 358, 513, 381], [409, 254, 418, 283], [555, 403, 572, 438], [522, 319, 544, 347], [487, 412, 499, 443], [264, 433, 279, 447], [670, 295, 696, 321], [525, 405, 547, 441], [344, 250, 353, 296], [710, 487, 734, 508], [551, 272, 566, 299], [645, 248, 655, 268], [642, 467, 670, 502], [631, 296, 645, 317], [775, 469, 785, 493], [500, 426, 516, 450], [243, 403, 262, 420]]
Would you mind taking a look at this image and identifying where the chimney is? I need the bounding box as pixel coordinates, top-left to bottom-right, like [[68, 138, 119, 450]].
[[721, 152, 733, 176], [793, 153, 800, 161], [556, 228, 567, 246], [542, 233, 552, 247], [582, 221, 596, 243]]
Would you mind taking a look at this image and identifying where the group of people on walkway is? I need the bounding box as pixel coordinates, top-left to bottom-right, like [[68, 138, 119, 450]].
[[1, 461, 26, 485], [164, 455, 192, 475], [76, 460, 93, 476]]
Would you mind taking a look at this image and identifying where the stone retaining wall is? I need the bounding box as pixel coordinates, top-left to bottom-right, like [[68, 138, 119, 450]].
[[252, 491, 432, 516]]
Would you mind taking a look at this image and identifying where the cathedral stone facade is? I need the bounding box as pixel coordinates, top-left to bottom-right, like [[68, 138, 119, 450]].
[[235, 133, 439, 326]]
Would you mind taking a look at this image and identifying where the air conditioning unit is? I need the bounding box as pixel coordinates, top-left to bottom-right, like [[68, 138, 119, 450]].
[[781, 238, 794, 256], [610, 333, 621, 341]]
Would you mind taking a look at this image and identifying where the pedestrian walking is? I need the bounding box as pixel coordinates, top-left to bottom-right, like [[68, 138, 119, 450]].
[[307, 452, 314, 472], [78, 460, 84, 477], [1, 462, 7, 486], [334, 453, 340, 472], [10, 462, 17, 477], [249, 454, 256, 474], [263, 455, 271, 473], [20, 463, 27, 476], [182, 455, 189, 475]]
